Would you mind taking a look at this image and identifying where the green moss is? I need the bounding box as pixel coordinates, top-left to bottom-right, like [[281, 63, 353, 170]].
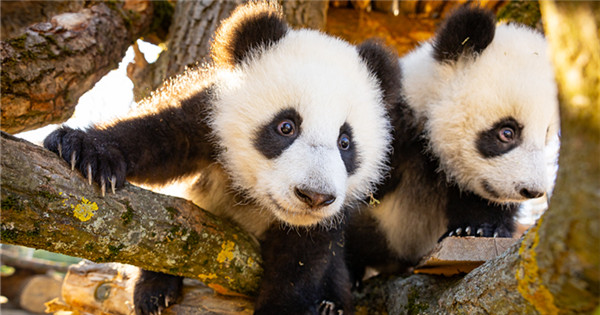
[[405, 288, 429, 315], [25, 221, 41, 237], [149, 0, 175, 41], [107, 244, 124, 259], [36, 190, 61, 201], [7, 34, 27, 50], [121, 203, 134, 226], [2, 195, 24, 211], [1, 227, 18, 241], [165, 206, 178, 219], [84, 242, 94, 252], [183, 230, 201, 252]]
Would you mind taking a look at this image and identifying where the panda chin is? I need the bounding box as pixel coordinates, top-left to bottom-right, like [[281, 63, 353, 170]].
[[479, 180, 537, 204], [266, 194, 340, 227]]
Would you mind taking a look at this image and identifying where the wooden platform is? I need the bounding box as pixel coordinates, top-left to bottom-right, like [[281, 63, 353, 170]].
[[414, 237, 519, 276]]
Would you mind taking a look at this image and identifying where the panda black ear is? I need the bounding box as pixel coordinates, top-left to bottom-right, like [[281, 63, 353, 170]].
[[432, 6, 496, 63], [357, 39, 402, 106], [211, 1, 289, 67]]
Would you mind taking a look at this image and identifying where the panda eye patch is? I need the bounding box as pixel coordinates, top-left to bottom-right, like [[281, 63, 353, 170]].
[[338, 134, 351, 150], [254, 108, 302, 159], [476, 117, 523, 158], [277, 120, 295, 136], [498, 127, 515, 143]]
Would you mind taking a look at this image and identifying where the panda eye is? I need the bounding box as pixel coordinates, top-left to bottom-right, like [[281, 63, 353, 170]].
[[277, 120, 295, 136], [498, 127, 515, 143], [338, 133, 351, 150]]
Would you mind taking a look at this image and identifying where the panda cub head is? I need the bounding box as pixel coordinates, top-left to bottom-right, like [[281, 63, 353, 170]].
[[401, 6, 559, 203], [208, 2, 400, 227]]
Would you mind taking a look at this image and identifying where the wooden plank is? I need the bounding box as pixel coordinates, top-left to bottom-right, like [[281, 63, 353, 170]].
[[414, 237, 519, 276], [57, 261, 253, 315]]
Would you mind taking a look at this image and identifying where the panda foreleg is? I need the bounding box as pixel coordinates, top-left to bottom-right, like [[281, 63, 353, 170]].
[[443, 188, 518, 239], [133, 269, 183, 315], [43, 91, 214, 189], [255, 223, 352, 315]]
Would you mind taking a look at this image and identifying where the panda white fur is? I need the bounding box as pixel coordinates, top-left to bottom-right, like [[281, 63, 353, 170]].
[[43, 2, 401, 314], [346, 6, 560, 282]]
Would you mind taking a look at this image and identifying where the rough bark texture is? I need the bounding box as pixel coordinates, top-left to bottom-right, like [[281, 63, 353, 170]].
[[129, 0, 243, 102], [0, 1, 153, 134], [353, 1, 600, 314], [128, 0, 329, 102], [279, 0, 328, 30], [0, 0, 86, 40], [0, 132, 263, 297]]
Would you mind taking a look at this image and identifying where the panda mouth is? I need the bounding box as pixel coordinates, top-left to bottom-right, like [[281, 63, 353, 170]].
[[266, 194, 332, 225], [481, 180, 501, 199], [480, 180, 535, 203]]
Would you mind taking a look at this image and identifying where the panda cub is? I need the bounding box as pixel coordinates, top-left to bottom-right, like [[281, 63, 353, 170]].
[[346, 6, 559, 281], [43, 2, 400, 314]]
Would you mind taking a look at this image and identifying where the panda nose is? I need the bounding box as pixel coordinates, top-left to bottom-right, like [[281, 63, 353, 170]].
[[294, 187, 336, 208], [519, 187, 544, 199]]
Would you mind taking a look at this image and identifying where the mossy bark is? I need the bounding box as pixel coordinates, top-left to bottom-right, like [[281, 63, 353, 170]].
[[354, 1, 600, 313], [0, 132, 263, 296], [0, 1, 153, 134]]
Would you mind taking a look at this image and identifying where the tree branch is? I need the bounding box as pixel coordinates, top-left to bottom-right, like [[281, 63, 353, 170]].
[[0, 1, 154, 134], [354, 1, 600, 313], [0, 132, 262, 296]]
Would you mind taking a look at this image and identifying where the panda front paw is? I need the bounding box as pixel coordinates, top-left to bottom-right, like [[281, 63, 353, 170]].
[[133, 271, 183, 315], [319, 300, 344, 315], [444, 223, 512, 239], [43, 126, 126, 196]]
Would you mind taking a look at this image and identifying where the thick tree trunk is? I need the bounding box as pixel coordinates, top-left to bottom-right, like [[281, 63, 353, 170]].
[[0, 132, 262, 296], [279, 0, 328, 30], [354, 2, 600, 314], [128, 0, 329, 102], [129, 0, 243, 101], [0, 1, 153, 134]]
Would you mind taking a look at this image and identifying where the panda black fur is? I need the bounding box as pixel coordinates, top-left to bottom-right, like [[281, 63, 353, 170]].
[[346, 6, 560, 282], [43, 2, 401, 314]]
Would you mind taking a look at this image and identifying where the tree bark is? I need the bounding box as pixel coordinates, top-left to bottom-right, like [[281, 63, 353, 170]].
[[279, 0, 328, 30], [129, 0, 243, 102], [0, 0, 85, 40], [0, 1, 153, 134], [128, 0, 329, 102], [354, 1, 600, 314], [0, 132, 263, 297]]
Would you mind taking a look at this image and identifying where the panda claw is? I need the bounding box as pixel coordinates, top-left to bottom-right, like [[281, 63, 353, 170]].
[[465, 226, 472, 235], [319, 300, 336, 315], [87, 164, 92, 185], [448, 230, 454, 237], [100, 177, 106, 197], [455, 227, 463, 236], [109, 175, 116, 194], [58, 143, 62, 158], [70, 152, 76, 170], [493, 231, 499, 238], [477, 228, 484, 237]]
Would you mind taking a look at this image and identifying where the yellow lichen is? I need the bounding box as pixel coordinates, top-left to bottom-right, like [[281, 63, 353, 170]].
[[216, 240, 235, 264], [516, 217, 560, 315], [198, 273, 218, 282], [73, 197, 98, 222]]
